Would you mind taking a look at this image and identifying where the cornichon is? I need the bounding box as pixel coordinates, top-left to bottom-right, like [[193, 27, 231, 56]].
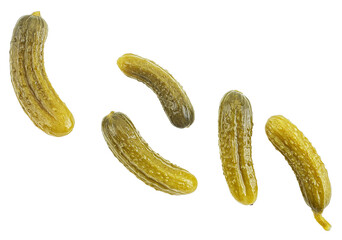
[[218, 90, 258, 205], [101, 111, 198, 195], [117, 53, 194, 128], [10, 11, 74, 137], [265, 115, 331, 231]]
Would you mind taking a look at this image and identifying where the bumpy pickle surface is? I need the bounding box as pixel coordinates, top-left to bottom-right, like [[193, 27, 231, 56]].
[[265, 115, 331, 231], [117, 54, 194, 128], [10, 12, 74, 136], [102, 111, 197, 195], [218, 90, 258, 205]]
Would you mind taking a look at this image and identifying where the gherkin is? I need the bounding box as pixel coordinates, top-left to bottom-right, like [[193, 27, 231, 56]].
[[102, 111, 197, 195], [218, 90, 258, 205], [10, 12, 74, 136], [266, 115, 331, 231], [117, 53, 194, 128]]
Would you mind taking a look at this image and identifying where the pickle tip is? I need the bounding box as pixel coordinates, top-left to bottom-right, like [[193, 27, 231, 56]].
[[31, 11, 41, 16], [314, 212, 331, 231]]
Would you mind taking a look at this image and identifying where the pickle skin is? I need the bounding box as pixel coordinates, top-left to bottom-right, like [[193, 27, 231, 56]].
[[10, 12, 74, 137], [117, 53, 194, 128], [265, 115, 331, 231], [218, 90, 258, 205], [101, 111, 197, 195]]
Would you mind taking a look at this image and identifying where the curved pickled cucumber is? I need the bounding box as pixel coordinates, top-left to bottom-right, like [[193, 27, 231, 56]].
[[218, 90, 258, 205], [117, 53, 194, 128], [10, 11, 74, 136], [265, 115, 331, 230], [102, 111, 197, 195]]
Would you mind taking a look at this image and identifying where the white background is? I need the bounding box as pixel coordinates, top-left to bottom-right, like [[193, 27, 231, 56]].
[[0, 0, 341, 239]]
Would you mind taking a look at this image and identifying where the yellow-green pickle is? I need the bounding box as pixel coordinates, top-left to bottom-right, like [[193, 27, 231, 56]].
[[102, 111, 197, 195], [265, 115, 331, 231], [218, 90, 258, 205], [10, 12, 74, 136], [117, 53, 194, 128]]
